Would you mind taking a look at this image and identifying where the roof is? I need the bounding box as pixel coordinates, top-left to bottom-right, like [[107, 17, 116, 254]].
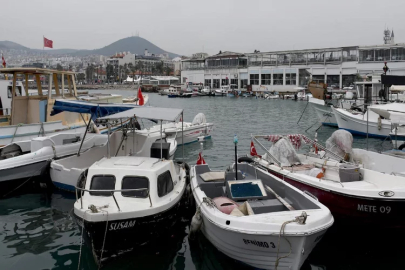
[[206, 51, 245, 59], [98, 106, 183, 122], [0, 68, 76, 75]]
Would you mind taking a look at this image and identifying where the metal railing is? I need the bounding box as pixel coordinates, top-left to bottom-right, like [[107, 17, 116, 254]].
[[75, 186, 152, 211]]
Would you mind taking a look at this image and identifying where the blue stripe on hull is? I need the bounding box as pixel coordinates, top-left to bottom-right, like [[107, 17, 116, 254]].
[[339, 128, 390, 139], [53, 181, 75, 192]]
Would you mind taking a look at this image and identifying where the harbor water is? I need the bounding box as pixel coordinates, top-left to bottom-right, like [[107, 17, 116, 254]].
[[0, 92, 401, 270]]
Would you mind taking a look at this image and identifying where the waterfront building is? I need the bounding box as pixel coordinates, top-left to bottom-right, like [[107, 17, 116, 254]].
[[181, 31, 405, 91]]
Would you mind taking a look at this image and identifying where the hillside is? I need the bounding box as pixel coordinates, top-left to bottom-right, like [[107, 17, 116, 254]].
[[72, 36, 179, 58], [0, 36, 179, 58], [0, 40, 30, 50]]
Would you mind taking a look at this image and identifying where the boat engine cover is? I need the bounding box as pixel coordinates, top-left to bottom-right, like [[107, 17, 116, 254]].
[[269, 138, 301, 167]]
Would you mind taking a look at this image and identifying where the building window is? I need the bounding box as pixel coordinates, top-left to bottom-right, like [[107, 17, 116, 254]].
[[261, 74, 271, 85], [221, 78, 229, 85], [286, 72, 297, 85], [250, 74, 259, 85], [121, 176, 149, 198], [213, 79, 220, 88], [90, 175, 116, 196], [230, 79, 238, 86], [157, 171, 174, 197], [241, 79, 248, 88], [273, 74, 283, 85], [204, 79, 211, 86]]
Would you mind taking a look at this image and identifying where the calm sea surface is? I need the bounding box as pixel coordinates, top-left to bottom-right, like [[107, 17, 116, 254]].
[[0, 91, 401, 270]]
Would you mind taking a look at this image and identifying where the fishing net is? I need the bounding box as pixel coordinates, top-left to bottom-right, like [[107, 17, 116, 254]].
[[192, 113, 207, 125]]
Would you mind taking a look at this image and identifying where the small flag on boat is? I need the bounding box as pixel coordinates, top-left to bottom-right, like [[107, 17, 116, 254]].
[[137, 86, 144, 106], [43, 37, 53, 48], [1, 54, 6, 68], [250, 141, 261, 158], [196, 152, 206, 165]]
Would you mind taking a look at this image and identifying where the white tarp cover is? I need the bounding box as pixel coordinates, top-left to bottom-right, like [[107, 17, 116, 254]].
[[269, 138, 301, 167], [391, 85, 405, 92], [369, 103, 405, 123], [192, 113, 207, 125], [325, 130, 353, 160], [98, 107, 183, 122]]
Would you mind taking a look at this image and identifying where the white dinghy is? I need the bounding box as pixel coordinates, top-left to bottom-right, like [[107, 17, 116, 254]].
[[190, 141, 333, 270], [0, 132, 107, 196], [73, 106, 190, 266]]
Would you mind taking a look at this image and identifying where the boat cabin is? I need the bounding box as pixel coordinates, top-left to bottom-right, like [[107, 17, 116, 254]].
[[0, 68, 84, 127]]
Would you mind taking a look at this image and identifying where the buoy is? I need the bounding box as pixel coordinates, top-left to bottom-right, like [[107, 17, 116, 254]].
[[189, 207, 202, 240]]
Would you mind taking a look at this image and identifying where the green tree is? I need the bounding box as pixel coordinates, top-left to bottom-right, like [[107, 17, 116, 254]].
[[56, 63, 63, 71], [164, 66, 173, 76], [77, 73, 86, 83], [156, 61, 164, 75], [85, 64, 94, 83], [106, 64, 114, 83]]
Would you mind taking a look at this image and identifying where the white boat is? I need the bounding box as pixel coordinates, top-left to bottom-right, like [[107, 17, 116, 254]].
[[160, 85, 182, 96], [369, 103, 405, 149], [215, 85, 230, 96], [49, 102, 179, 192], [190, 162, 333, 270], [331, 106, 392, 138], [264, 92, 280, 99], [198, 86, 214, 96], [50, 129, 176, 192], [148, 113, 213, 145], [0, 132, 106, 196], [308, 97, 338, 127], [249, 131, 405, 229], [72, 106, 189, 265]]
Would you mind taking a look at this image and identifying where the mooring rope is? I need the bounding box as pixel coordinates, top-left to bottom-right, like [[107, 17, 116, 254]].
[[77, 210, 88, 270], [274, 219, 296, 269], [98, 210, 109, 270]]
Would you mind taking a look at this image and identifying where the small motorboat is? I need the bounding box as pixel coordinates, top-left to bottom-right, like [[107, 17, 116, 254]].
[[198, 86, 215, 96], [0, 132, 107, 196], [249, 130, 405, 229], [73, 106, 190, 266], [190, 161, 333, 270], [146, 113, 214, 145], [215, 85, 230, 96]]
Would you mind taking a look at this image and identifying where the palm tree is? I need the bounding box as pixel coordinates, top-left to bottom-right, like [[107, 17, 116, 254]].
[[156, 61, 164, 75]]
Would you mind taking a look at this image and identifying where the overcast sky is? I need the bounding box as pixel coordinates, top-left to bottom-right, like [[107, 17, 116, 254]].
[[1, 0, 404, 55]]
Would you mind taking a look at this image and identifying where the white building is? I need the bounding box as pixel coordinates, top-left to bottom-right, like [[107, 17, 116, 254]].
[[107, 51, 174, 73], [181, 31, 405, 91]]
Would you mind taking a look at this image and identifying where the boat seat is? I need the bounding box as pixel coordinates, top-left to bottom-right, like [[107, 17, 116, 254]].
[[249, 199, 288, 214], [195, 165, 226, 198]]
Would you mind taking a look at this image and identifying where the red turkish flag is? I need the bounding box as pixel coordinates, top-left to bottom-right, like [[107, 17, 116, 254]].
[[250, 141, 261, 158], [137, 87, 144, 106], [44, 37, 53, 48], [1, 54, 6, 68], [196, 152, 206, 165]]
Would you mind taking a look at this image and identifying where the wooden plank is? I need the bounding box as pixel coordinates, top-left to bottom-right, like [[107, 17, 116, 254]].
[[53, 73, 60, 96], [265, 185, 295, 211], [48, 74, 53, 99], [61, 74, 65, 97], [11, 73, 17, 125], [35, 74, 43, 95], [72, 74, 77, 96], [24, 74, 29, 96], [67, 74, 73, 95]]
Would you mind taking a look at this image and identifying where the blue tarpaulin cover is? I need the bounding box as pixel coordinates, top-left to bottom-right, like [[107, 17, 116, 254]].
[[51, 99, 136, 120]]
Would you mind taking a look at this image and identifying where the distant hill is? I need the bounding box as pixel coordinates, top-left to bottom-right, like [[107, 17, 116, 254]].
[[0, 36, 179, 58], [0, 40, 30, 50], [72, 36, 179, 58]]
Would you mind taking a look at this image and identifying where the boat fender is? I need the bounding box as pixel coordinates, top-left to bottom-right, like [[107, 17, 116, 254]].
[[399, 143, 405, 151], [378, 117, 382, 130], [77, 169, 88, 191], [237, 156, 254, 164], [189, 207, 202, 240]]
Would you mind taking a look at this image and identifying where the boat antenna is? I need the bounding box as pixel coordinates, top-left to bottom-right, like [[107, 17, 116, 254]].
[[234, 134, 238, 180]]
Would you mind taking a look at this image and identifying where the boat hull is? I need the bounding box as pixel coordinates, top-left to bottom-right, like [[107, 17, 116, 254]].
[[201, 214, 325, 270], [309, 101, 337, 127], [268, 170, 405, 228], [73, 196, 185, 264], [333, 107, 391, 138], [0, 160, 50, 196], [167, 124, 214, 145]]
